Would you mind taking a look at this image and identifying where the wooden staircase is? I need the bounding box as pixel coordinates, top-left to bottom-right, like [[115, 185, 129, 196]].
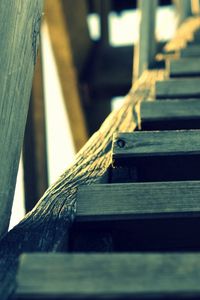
[[14, 14, 200, 300]]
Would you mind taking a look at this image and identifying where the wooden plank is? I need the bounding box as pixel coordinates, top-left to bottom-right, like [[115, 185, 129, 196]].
[[134, 0, 158, 79], [169, 58, 200, 76], [0, 0, 44, 238], [15, 253, 200, 299], [23, 49, 48, 213], [113, 130, 200, 159], [141, 99, 200, 122], [155, 78, 200, 98], [45, 0, 88, 151], [76, 181, 200, 221], [112, 131, 200, 182], [180, 44, 200, 57], [140, 99, 200, 130]]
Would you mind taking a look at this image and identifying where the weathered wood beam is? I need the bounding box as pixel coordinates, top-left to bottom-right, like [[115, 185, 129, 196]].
[[134, 0, 158, 79], [77, 181, 200, 221], [45, 0, 88, 151], [0, 69, 159, 299], [112, 130, 200, 182], [23, 49, 48, 213], [113, 130, 200, 161], [15, 253, 200, 299], [0, 0, 44, 239]]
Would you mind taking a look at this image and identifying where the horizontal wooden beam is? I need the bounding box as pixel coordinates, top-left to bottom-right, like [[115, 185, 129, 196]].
[[76, 181, 200, 221], [16, 253, 200, 299], [112, 130, 200, 182], [169, 58, 200, 76], [140, 99, 200, 130], [113, 130, 200, 159], [141, 99, 200, 122], [155, 78, 200, 98]]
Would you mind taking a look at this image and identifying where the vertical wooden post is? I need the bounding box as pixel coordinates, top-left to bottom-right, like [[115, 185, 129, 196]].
[[0, 0, 44, 237], [133, 0, 158, 80], [45, 0, 88, 151], [23, 48, 48, 213], [99, 0, 112, 46], [61, 0, 92, 74]]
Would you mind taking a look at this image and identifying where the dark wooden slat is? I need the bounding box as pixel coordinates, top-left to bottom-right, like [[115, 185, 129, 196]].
[[113, 130, 200, 159], [180, 44, 200, 57], [155, 78, 200, 99], [140, 99, 200, 130], [15, 253, 200, 299], [112, 130, 200, 182], [169, 58, 200, 77], [76, 181, 200, 221]]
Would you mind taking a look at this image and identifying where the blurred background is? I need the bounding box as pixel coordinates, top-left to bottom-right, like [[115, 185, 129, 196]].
[[10, 0, 191, 229]]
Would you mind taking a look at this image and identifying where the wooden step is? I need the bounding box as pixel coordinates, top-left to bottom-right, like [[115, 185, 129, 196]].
[[71, 181, 200, 252], [76, 181, 200, 222], [169, 58, 200, 77], [15, 253, 200, 299], [180, 44, 200, 57], [155, 78, 200, 99], [112, 130, 200, 182], [140, 99, 200, 130]]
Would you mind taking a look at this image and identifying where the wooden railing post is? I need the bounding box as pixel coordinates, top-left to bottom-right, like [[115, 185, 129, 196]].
[[133, 0, 158, 80], [0, 0, 44, 238]]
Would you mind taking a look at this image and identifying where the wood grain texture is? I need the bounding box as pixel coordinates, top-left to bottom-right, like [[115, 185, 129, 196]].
[[113, 130, 200, 159], [16, 253, 200, 299], [141, 99, 200, 122], [169, 58, 200, 76], [0, 0, 44, 238], [76, 181, 200, 221], [156, 78, 200, 98], [0, 69, 160, 299]]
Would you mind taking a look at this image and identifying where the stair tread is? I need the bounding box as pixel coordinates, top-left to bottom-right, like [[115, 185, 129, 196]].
[[113, 130, 200, 159], [155, 78, 200, 99], [76, 181, 200, 221], [16, 253, 200, 299]]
